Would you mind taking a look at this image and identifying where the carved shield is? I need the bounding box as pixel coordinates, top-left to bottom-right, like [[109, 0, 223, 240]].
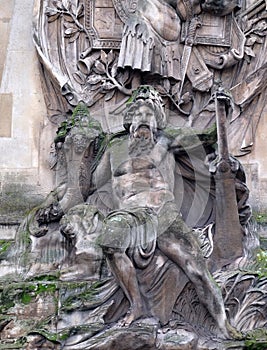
[[84, 0, 138, 49], [85, 0, 124, 49]]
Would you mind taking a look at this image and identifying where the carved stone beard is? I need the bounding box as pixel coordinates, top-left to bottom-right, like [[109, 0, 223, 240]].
[[128, 125, 156, 157]]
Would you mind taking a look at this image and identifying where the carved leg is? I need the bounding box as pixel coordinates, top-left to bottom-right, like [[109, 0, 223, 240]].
[[157, 228, 241, 339], [103, 248, 145, 326]]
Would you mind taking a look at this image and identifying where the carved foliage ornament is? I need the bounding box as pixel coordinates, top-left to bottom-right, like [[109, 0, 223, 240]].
[[33, 0, 267, 156]]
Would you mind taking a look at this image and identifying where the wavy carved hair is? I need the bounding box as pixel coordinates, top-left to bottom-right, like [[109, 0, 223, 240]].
[[123, 99, 166, 131]]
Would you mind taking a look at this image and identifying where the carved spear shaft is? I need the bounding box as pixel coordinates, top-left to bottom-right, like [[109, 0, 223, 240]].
[[211, 91, 243, 270], [179, 16, 201, 98]]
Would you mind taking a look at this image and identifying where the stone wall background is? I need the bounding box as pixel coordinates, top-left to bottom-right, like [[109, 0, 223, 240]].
[[0, 0, 267, 241], [0, 0, 56, 236]]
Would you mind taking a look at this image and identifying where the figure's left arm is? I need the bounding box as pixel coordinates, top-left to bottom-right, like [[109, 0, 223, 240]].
[[164, 124, 217, 156]]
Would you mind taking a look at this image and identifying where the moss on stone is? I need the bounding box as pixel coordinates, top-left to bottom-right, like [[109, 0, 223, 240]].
[[54, 102, 102, 143], [0, 183, 44, 222], [0, 280, 58, 313], [0, 337, 27, 349], [253, 212, 267, 225], [0, 240, 14, 261], [59, 280, 101, 311], [33, 328, 69, 343], [20, 292, 32, 305], [245, 328, 267, 349], [260, 237, 267, 250], [255, 250, 267, 278], [164, 122, 217, 147]]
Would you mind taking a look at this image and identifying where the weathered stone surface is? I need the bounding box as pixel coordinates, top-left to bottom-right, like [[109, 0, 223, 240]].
[[0, 0, 14, 85], [0, 0, 55, 226], [0, 1, 267, 350], [0, 93, 12, 137]]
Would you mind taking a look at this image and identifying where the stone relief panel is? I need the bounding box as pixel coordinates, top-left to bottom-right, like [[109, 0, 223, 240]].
[[33, 0, 267, 155], [2, 86, 264, 349], [0, 1, 267, 349]]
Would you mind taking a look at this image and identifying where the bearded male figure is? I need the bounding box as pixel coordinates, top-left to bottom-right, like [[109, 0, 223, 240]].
[[93, 86, 240, 339]]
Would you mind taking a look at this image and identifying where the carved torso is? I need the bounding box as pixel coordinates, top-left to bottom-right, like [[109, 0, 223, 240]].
[[95, 134, 176, 212]]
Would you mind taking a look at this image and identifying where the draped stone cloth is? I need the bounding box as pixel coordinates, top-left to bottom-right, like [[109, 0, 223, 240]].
[[118, 0, 181, 80], [100, 207, 158, 269], [97, 201, 190, 324]]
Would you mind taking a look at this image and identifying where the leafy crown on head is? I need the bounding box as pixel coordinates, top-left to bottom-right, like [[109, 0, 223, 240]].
[[124, 85, 166, 130]]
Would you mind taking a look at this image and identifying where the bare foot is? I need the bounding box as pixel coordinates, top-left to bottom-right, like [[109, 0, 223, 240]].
[[119, 306, 144, 327]]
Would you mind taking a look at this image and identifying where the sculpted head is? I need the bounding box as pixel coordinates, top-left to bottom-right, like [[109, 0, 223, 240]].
[[123, 86, 166, 133]]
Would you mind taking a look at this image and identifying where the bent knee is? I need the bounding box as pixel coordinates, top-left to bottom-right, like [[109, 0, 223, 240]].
[[99, 214, 131, 251], [157, 232, 170, 249], [104, 213, 130, 229]]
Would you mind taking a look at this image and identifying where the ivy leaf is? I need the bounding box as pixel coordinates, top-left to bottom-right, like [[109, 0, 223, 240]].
[[180, 92, 192, 105], [64, 22, 76, 29], [100, 50, 108, 64], [69, 31, 80, 43], [64, 14, 74, 22], [107, 50, 115, 65], [255, 36, 264, 44], [94, 61, 106, 74], [88, 74, 103, 85], [73, 72, 86, 85], [171, 82, 181, 96], [102, 82, 114, 91], [111, 61, 118, 78], [254, 20, 267, 33], [77, 3, 84, 18], [105, 89, 116, 101], [65, 27, 79, 36], [47, 13, 60, 22]]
